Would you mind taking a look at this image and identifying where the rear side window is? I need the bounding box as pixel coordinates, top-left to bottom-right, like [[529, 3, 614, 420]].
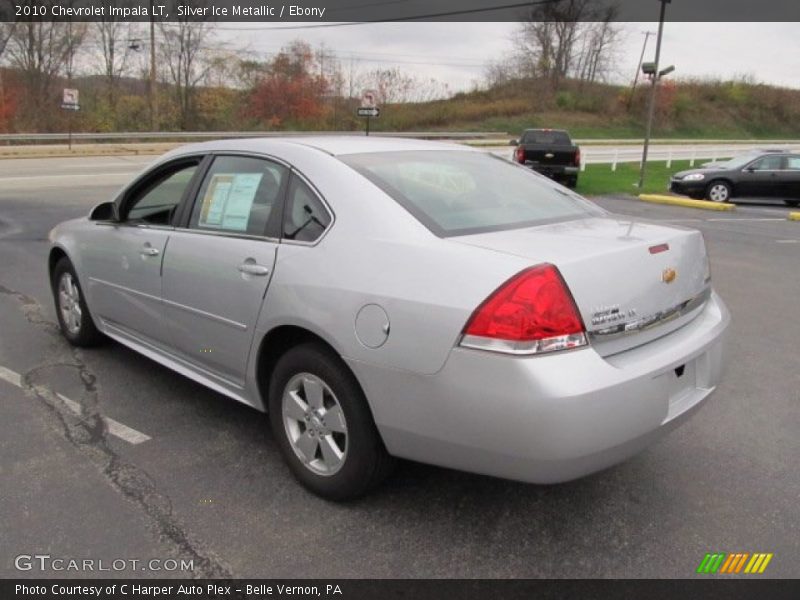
[[749, 155, 783, 171], [340, 151, 603, 237], [786, 156, 800, 170], [282, 176, 331, 243], [189, 155, 287, 236], [521, 130, 572, 145]]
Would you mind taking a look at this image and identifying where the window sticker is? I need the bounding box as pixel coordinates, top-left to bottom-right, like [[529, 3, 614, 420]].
[[198, 173, 263, 231]]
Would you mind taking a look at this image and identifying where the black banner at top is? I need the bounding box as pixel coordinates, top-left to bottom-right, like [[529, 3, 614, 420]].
[[1, 0, 800, 23]]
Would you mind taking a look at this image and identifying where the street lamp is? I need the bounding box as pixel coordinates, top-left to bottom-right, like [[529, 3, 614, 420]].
[[637, 0, 673, 190]]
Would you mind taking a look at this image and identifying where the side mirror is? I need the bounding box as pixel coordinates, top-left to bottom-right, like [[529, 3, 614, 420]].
[[89, 201, 118, 222], [509, 139, 518, 146], [745, 167, 756, 173]]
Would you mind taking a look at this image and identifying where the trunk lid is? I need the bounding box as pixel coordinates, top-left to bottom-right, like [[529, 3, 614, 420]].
[[523, 145, 578, 166], [451, 217, 711, 356]]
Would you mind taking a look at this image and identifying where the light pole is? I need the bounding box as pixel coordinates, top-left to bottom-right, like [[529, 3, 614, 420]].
[[627, 31, 655, 111], [638, 0, 671, 190]]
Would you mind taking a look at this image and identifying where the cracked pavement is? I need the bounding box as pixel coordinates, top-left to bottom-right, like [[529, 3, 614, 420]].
[[0, 155, 798, 579]]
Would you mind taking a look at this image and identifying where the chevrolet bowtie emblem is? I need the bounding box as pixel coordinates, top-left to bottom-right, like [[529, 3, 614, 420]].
[[662, 267, 677, 284]]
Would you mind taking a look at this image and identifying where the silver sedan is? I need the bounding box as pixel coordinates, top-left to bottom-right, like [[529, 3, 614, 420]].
[[48, 137, 730, 499]]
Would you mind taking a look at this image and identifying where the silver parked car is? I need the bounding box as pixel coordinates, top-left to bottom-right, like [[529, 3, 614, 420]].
[[49, 137, 730, 499]]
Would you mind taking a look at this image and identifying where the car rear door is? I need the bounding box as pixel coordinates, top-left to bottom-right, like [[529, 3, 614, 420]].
[[83, 157, 203, 349], [783, 155, 800, 198], [160, 154, 288, 389]]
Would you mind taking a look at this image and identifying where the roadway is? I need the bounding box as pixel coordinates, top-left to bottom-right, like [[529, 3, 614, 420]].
[[1, 155, 798, 579]]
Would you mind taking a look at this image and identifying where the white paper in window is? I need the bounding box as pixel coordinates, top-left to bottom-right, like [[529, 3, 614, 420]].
[[221, 173, 263, 231], [198, 173, 263, 231]]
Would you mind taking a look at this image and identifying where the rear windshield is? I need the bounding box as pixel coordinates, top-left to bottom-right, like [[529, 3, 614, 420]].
[[340, 151, 604, 237], [521, 130, 572, 145]]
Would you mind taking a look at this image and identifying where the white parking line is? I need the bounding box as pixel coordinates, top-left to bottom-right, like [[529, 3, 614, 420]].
[[776, 239, 799, 244], [706, 217, 787, 222], [0, 365, 150, 445]]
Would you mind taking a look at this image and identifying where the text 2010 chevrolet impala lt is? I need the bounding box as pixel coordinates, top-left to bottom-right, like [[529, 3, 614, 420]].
[[48, 138, 729, 499]]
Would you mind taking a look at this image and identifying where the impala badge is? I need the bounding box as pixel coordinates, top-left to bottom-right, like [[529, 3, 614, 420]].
[[545, 152, 554, 158], [662, 267, 677, 284]]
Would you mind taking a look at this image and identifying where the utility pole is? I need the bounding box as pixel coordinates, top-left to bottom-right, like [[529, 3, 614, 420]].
[[637, 0, 670, 190], [628, 31, 654, 111], [149, 2, 157, 131]]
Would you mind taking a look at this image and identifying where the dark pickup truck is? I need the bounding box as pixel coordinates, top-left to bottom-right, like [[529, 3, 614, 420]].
[[510, 129, 581, 188]]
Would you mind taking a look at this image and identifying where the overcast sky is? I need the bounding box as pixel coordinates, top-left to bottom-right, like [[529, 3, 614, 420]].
[[213, 22, 800, 92]]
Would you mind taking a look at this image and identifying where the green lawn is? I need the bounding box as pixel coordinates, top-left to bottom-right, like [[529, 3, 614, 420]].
[[575, 160, 702, 197]]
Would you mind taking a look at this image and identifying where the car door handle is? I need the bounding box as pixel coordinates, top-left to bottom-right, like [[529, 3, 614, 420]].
[[238, 263, 270, 276], [140, 247, 160, 257]]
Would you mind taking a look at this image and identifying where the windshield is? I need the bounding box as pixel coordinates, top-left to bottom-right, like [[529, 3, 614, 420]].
[[521, 130, 572, 145], [715, 153, 763, 169], [340, 151, 604, 237]]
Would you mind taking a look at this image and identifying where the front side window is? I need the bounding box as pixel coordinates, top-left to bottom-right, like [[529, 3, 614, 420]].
[[190, 155, 287, 236], [340, 151, 604, 237], [126, 163, 198, 225], [282, 176, 331, 243]]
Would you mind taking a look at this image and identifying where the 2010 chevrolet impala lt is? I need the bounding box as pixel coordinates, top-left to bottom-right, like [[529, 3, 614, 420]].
[[48, 137, 730, 499]]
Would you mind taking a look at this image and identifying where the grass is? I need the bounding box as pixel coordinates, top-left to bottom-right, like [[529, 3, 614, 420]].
[[576, 160, 698, 197]]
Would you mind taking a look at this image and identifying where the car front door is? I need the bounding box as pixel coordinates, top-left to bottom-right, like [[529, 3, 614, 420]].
[[83, 158, 203, 349], [737, 155, 783, 197], [160, 155, 287, 389]]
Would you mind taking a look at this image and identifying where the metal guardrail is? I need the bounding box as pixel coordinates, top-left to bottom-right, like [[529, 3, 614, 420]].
[[0, 131, 501, 142]]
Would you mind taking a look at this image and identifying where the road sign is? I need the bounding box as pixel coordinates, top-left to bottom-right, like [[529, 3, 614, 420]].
[[357, 107, 380, 118], [361, 90, 378, 109], [61, 88, 79, 111]]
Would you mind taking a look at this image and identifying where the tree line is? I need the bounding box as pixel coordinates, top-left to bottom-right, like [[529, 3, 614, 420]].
[[0, 0, 624, 133]]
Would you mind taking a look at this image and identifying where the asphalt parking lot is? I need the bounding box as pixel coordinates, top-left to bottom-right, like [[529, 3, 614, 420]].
[[1, 155, 798, 579]]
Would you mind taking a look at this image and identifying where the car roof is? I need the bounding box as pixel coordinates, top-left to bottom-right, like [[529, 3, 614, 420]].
[[164, 136, 474, 158]]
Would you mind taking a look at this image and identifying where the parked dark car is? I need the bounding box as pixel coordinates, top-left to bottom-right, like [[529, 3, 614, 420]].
[[510, 129, 580, 188], [670, 151, 800, 206]]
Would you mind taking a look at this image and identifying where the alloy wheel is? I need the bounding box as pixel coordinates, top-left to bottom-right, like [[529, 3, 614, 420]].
[[708, 184, 729, 202], [58, 272, 82, 335], [282, 373, 348, 476]]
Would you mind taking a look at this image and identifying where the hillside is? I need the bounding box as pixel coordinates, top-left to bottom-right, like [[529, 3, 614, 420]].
[[371, 77, 800, 139], [4, 68, 800, 139]]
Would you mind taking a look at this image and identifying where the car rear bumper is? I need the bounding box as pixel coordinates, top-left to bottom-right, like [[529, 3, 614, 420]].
[[349, 290, 730, 484], [525, 163, 579, 179]]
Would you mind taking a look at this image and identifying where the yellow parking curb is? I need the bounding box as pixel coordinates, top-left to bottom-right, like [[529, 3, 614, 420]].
[[789, 212, 800, 221], [638, 194, 736, 211]]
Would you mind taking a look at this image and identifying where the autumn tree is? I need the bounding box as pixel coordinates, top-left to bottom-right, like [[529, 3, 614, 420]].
[[3, 14, 81, 129], [244, 41, 329, 128]]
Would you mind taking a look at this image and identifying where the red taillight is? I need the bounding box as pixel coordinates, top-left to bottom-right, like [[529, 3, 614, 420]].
[[461, 264, 587, 355], [515, 145, 525, 163], [574, 147, 581, 167]]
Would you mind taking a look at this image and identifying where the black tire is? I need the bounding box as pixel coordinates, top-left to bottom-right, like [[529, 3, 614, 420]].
[[52, 257, 104, 347], [784, 199, 800, 207], [268, 342, 394, 500], [705, 180, 732, 203], [565, 177, 578, 189]]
